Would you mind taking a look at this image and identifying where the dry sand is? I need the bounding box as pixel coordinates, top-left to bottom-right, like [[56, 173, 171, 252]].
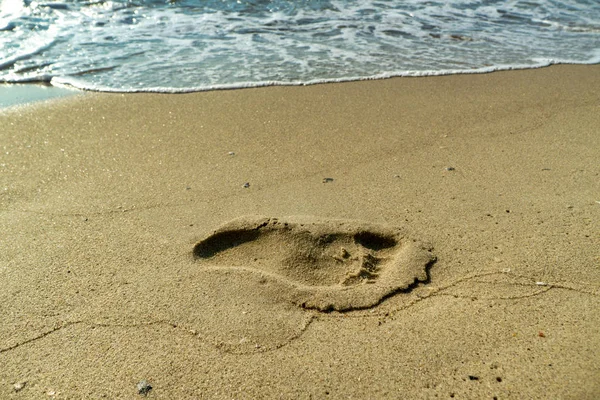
[[1, 65, 599, 399]]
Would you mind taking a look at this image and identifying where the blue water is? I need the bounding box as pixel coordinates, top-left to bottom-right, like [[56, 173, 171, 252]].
[[1, 0, 599, 92]]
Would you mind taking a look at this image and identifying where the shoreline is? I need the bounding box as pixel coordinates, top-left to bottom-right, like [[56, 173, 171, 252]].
[[41, 59, 600, 94], [1, 64, 599, 399], [3, 61, 599, 106]]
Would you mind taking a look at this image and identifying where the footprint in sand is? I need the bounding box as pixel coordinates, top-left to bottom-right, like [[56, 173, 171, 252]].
[[193, 216, 435, 311]]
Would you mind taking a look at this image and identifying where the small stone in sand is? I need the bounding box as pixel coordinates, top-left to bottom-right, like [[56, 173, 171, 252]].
[[445, 167, 455, 171], [322, 177, 334, 183], [228, 151, 235, 156], [137, 381, 152, 396], [13, 382, 26, 392], [242, 182, 250, 188], [340, 247, 350, 258]]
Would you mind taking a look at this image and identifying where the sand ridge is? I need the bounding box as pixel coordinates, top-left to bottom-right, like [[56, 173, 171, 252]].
[[193, 215, 435, 311]]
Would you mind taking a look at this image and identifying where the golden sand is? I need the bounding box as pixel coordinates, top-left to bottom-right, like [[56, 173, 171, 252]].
[[1, 65, 599, 398]]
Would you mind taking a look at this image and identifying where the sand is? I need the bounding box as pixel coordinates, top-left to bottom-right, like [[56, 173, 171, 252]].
[[1, 64, 599, 399]]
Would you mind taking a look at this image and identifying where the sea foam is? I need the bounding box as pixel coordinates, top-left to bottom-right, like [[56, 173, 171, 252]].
[[1, 0, 599, 92]]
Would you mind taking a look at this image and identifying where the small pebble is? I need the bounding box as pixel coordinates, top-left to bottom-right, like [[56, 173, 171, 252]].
[[322, 177, 334, 183], [13, 382, 26, 392], [445, 167, 455, 171], [228, 151, 235, 156], [137, 380, 152, 396], [242, 182, 250, 188]]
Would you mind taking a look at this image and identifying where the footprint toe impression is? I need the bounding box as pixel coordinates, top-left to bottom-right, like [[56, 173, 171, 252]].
[[194, 216, 435, 311]]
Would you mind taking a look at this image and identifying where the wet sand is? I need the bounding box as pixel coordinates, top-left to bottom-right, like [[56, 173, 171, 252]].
[[0, 84, 80, 109], [1, 65, 599, 399]]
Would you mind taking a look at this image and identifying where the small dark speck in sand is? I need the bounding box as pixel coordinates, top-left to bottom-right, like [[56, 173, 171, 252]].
[[322, 177, 334, 183], [243, 182, 250, 188], [137, 380, 152, 396], [445, 167, 455, 171]]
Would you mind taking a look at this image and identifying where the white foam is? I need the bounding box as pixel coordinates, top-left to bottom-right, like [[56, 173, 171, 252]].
[[50, 56, 600, 94], [0, 37, 56, 70]]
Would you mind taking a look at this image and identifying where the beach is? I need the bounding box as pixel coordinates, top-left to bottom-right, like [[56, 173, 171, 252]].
[[1, 64, 599, 398]]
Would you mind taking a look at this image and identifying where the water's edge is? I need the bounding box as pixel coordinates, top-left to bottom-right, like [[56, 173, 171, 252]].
[[2, 61, 598, 110], [0, 83, 80, 110], [50, 58, 599, 94]]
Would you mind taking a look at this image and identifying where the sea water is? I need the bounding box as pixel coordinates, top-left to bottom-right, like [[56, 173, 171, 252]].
[[1, 0, 599, 93]]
